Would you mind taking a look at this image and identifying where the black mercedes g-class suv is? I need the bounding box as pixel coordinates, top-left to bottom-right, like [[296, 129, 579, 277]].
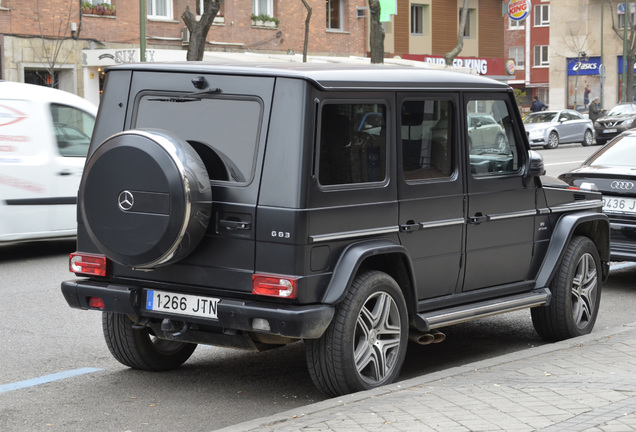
[[62, 63, 609, 397]]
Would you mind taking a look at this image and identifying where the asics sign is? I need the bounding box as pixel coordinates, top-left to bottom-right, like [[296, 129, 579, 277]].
[[567, 57, 601, 76]]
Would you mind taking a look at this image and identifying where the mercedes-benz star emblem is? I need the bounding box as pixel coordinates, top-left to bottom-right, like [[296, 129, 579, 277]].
[[118, 190, 135, 211]]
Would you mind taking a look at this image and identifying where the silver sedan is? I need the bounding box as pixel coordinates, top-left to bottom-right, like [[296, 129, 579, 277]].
[[524, 109, 595, 149]]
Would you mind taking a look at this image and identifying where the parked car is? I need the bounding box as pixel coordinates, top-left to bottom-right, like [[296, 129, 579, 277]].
[[523, 109, 594, 149], [61, 63, 609, 397], [594, 103, 636, 145], [467, 113, 508, 151], [559, 130, 636, 261], [0, 82, 97, 244]]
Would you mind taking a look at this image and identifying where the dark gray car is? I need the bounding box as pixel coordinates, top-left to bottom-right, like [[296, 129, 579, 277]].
[[594, 103, 636, 145], [61, 63, 610, 397]]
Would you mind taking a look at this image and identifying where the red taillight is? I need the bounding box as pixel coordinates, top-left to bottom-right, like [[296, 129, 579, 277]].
[[88, 297, 106, 309], [69, 253, 108, 277], [252, 274, 298, 299]]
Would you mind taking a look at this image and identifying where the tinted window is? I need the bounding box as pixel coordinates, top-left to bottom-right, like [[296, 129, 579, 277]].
[[401, 99, 453, 181], [51, 104, 95, 157], [134, 94, 262, 183], [319, 103, 386, 186], [467, 99, 520, 177]]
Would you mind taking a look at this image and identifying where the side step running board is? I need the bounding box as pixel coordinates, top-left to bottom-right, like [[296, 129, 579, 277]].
[[413, 288, 551, 332]]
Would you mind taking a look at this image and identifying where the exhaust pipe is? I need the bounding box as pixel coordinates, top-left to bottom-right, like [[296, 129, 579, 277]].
[[409, 329, 446, 345]]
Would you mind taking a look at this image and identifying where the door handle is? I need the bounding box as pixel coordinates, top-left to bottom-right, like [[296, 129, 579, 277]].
[[58, 170, 72, 176], [219, 219, 251, 231], [469, 213, 489, 224], [400, 221, 419, 233]]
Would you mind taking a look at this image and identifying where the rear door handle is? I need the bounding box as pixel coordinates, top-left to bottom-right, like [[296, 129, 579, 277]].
[[469, 213, 489, 224], [219, 219, 251, 231], [400, 221, 419, 233]]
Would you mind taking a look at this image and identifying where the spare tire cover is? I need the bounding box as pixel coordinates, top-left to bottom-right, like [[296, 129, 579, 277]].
[[80, 129, 212, 269]]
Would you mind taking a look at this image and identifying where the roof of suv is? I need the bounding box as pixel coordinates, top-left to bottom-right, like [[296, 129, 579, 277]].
[[107, 62, 509, 91]]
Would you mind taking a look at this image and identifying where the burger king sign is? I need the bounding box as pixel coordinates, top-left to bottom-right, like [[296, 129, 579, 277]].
[[508, 0, 530, 21]]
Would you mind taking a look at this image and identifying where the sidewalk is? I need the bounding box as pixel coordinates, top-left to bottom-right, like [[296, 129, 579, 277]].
[[218, 322, 636, 432]]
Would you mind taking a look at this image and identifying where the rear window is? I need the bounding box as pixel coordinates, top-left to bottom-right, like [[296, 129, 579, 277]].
[[133, 94, 263, 184], [587, 135, 636, 167]]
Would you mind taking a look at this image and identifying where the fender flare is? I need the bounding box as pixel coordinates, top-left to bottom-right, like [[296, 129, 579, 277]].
[[535, 211, 610, 289], [321, 239, 415, 306]]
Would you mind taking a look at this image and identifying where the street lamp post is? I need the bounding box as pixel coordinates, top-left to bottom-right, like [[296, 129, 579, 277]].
[[140, 0, 146, 62]]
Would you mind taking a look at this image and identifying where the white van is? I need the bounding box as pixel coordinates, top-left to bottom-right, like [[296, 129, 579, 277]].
[[0, 82, 97, 244]]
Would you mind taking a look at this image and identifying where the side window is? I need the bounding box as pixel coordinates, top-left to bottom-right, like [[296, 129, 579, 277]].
[[467, 99, 520, 177], [401, 99, 453, 181], [50, 104, 95, 157], [319, 103, 386, 186]]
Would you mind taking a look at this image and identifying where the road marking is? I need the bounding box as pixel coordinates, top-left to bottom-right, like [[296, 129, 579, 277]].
[[0, 367, 102, 394], [544, 161, 585, 166]]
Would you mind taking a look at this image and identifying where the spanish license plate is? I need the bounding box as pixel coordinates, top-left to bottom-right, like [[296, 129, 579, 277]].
[[603, 196, 636, 214], [145, 290, 219, 319], [603, 128, 617, 134]]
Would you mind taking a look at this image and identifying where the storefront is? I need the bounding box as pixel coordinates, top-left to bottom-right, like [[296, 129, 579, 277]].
[[566, 56, 601, 112], [617, 56, 636, 103]]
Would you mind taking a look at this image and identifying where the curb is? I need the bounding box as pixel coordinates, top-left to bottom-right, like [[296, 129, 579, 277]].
[[216, 321, 636, 432]]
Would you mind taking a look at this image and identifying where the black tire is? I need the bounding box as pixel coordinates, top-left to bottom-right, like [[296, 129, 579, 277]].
[[544, 131, 559, 149], [305, 271, 408, 397], [582, 129, 594, 146], [531, 236, 601, 341], [102, 312, 197, 371]]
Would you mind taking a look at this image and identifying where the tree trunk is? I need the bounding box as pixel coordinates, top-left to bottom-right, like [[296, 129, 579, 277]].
[[368, 0, 384, 64], [444, 0, 469, 66], [182, 0, 223, 61], [301, 0, 312, 63]]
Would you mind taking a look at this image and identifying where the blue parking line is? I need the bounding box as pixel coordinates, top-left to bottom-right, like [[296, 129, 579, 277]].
[[0, 367, 102, 394]]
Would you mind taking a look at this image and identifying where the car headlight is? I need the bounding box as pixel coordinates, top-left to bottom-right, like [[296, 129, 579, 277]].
[[528, 128, 546, 137]]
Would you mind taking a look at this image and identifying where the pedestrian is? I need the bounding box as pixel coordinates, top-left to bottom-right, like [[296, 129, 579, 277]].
[[588, 97, 605, 123], [584, 84, 591, 107], [530, 95, 548, 112]]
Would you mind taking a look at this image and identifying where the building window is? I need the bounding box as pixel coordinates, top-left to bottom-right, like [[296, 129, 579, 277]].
[[253, 0, 273, 17], [509, 46, 525, 69], [411, 4, 425, 35], [326, 0, 343, 30], [618, 4, 635, 29], [509, 17, 524, 30], [534, 45, 549, 67], [534, 4, 549, 26], [147, 0, 173, 19], [85, 0, 110, 4], [461, 9, 475, 38]]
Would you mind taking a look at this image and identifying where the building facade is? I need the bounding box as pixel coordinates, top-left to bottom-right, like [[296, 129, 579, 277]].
[[384, 0, 507, 78], [550, 0, 632, 112], [504, 0, 550, 112], [0, 0, 369, 104]]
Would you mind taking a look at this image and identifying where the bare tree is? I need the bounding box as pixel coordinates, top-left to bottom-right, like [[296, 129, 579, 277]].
[[608, 0, 636, 102], [301, 0, 312, 62], [29, 0, 76, 88], [444, 0, 469, 66], [561, 24, 591, 109], [182, 0, 224, 61], [368, 0, 384, 64]]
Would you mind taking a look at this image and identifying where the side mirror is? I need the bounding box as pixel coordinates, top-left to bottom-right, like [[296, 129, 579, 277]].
[[526, 150, 545, 177]]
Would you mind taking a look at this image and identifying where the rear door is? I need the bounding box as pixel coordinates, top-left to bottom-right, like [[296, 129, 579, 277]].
[[463, 93, 536, 292], [110, 71, 275, 292], [397, 93, 464, 300]]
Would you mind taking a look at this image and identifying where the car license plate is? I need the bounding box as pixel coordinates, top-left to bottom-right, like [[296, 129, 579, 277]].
[[145, 290, 219, 319], [603, 196, 636, 214], [603, 128, 617, 134]]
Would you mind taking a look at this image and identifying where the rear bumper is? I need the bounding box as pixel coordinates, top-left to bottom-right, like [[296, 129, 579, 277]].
[[61, 279, 334, 339]]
